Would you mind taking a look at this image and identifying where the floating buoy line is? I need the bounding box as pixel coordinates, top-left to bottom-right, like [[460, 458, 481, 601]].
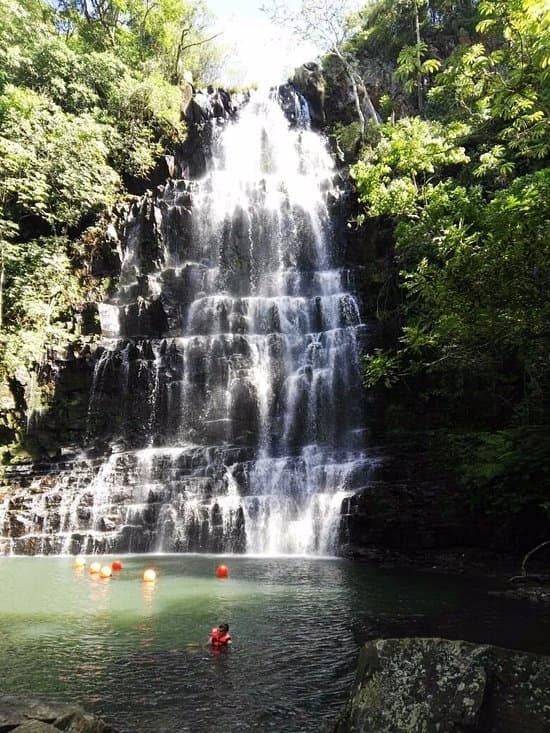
[[72, 557, 232, 582]]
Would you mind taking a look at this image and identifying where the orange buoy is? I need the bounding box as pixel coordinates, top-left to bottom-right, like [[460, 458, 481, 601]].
[[89, 561, 101, 574], [216, 564, 229, 579], [111, 560, 123, 571], [143, 568, 157, 582], [100, 565, 112, 579], [73, 555, 86, 568]]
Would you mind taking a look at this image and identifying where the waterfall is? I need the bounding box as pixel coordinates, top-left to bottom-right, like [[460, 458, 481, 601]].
[[2, 89, 375, 556]]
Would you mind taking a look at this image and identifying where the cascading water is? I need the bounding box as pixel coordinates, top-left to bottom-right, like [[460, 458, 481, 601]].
[[1, 89, 375, 556]]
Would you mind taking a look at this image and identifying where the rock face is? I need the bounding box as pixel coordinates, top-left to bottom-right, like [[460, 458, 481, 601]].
[[178, 86, 244, 178], [336, 638, 550, 733], [0, 696, 118, 733], [290, 62, 326, 127], [183, 86, 235, 125], [321, 54, 396, 127], [338, 447, 550, 556], [339, 476, 480, 553]]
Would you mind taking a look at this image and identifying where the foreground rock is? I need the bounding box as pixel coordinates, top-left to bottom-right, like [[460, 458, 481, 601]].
[[336, 638, 550, 733], [0, 696, 119, 733]]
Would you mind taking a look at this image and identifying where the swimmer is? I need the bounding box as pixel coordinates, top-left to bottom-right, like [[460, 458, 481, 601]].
[[209, 622, 232, 648]]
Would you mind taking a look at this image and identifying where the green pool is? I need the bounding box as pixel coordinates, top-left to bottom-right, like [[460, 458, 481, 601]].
[[0, 555, 546, 732]]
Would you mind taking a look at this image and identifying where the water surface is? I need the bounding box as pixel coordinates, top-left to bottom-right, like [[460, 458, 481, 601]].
[[0, 555, 547, 732]]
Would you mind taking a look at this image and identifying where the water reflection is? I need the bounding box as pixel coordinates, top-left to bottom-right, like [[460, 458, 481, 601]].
[[140, 578, 156, 613], [88, 572, 112, 613]]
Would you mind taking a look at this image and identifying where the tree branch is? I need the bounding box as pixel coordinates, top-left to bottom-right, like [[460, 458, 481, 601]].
[[173, 30, 222, 83], [178, 32, 222, 56], [521, 540, 550, 576]]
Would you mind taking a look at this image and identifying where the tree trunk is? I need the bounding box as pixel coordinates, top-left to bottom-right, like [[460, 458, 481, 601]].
[[333, 47, 379, 136], [173, 29, 221, 85], [173, 24, 192, 84], [414, 0, 423, 115], [0, 246, 4, 330]]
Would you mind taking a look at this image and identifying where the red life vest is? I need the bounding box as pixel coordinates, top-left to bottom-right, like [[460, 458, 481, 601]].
[[210, 627, 231, 647]]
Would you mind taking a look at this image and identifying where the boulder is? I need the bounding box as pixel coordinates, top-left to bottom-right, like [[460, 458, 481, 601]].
[[0, 697, 119, 733], [10, 722, 60, 733], [336, 638, 550, 733], [54, 709, 115, 733], [0, 696, 65, 729]]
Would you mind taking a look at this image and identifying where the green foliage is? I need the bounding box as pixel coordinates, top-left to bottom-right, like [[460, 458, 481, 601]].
[[361, 170, 550, 392], [0, 0, 216, 419], [0, 236, 83, 379], [350, 0, 417, 62], [363, 348, 400, 388], [102, 72, 184, 177], [332, 120, 364, 161], [11, 37, 130, 114], [2, 31, 187, 180], [350, 0, 478, 66], [0, 86, 120, 228], [55, 0, 219, 84], [429, 0, 550, 161], [351, 118, 469, 217], [394, 41, 441, 92], [349, 0, 550, 512], [433, 428, 550, 512]]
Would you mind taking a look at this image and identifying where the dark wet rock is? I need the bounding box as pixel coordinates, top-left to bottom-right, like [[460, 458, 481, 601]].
[[0, 699, 117, 732], [491, 584, 550, 604], [79, 304, 102, 337], [290, 62, 326, 127], [183, 86, 236, 131], [339, 476, 480, 555], [177, 87, 244, 178], [0, 696, 64, 729], [339, 445, 550, 559], [10, 722, 60, 733], [53, 708, 115, 733], [276, 83, 311, 128], [336, 638, 550, 733]]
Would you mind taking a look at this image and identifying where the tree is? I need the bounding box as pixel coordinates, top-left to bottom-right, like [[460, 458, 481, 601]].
[[261, 0, 379, 135], [393, 0, 442, 114], [345, 0, 480, 120], [0, 86, 120, 230], [429, 0, 550, 161], [54, 0, 221, 82], [0, 218, 18, 330], [395, 40, 441, 114]]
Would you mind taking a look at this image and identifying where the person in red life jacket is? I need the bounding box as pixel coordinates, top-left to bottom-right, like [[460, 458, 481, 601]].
[[209, 622, 231, 648]]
